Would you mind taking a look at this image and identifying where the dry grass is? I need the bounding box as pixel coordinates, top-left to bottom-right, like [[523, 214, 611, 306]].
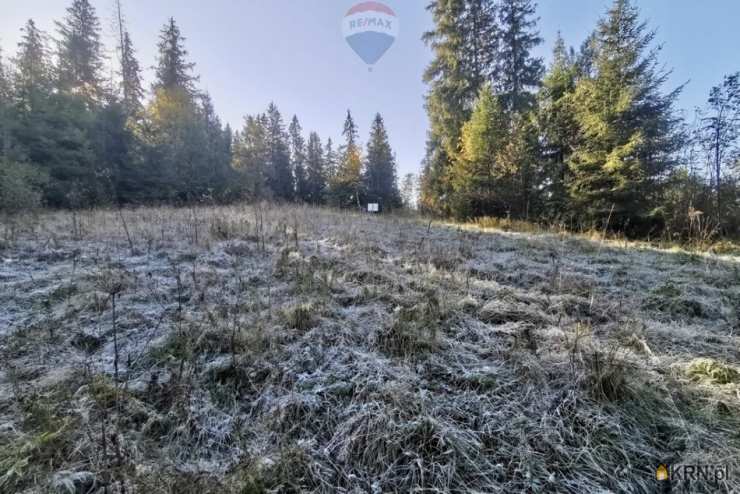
[[0, 203, 739, 493]]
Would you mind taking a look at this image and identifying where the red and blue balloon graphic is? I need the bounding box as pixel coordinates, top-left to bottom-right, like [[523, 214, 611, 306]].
[[342, 2, 399, 68]]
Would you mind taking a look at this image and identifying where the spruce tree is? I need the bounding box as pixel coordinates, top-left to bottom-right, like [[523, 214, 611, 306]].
[[331, 110, 363, 208], [421, 0, 498, 214], [568, 0, 682, 231], [264, 103, 294, 201], [153, 18, 198, 94], [56, 0, 105, 103], [233, 114, 269, 200], [324, 138, 337, 183], [538, 33, 579, 214], [363, 113, 401, 208], [15, 20, 53, 110], [495, 0, 544, 113], [289, 115, 308, 202], [305, 132, 326, 204], [448, 84, 511, 218]]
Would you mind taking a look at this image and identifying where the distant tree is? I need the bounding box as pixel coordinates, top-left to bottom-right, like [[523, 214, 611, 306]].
[[495, 0, 544, 113], [232, 114, 269, 200], [264, 103, 294, 201], [330, 110, 363, 208], [153, 18, 198, 95], [200, 92, 232, 198], [114, 2, 144, 116], [304, 132, 326, 204], [568, 0, 682, 232], [324, 137, 337, 184], [363, 113, 401, 208], [699, 73, 740, 230], [289, 115, 309, 202], [401, 173, 417, 210], [56, 0, 105, 103], [14, 20, 54, 110]]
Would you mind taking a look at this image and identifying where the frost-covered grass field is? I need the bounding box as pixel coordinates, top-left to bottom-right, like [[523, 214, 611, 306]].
[[0, 204, 739, 493]]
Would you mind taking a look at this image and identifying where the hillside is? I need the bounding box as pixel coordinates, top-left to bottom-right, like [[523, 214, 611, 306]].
[[1, 205, 739, 493]]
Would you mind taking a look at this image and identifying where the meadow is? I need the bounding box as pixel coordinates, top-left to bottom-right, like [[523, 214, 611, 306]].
[[0, 204, 739, 493]]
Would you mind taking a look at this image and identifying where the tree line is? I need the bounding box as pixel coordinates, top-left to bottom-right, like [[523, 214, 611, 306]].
[[0, 0, 403, 213], [421, 0, 740, 237]]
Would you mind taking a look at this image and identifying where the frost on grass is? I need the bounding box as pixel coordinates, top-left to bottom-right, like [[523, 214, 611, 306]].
[[0, 204, 739, 493]]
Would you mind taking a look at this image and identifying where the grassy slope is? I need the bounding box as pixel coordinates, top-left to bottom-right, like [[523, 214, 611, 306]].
[[0, 204, 739, 493]]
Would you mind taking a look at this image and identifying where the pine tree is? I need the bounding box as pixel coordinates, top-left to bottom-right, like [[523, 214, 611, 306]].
[[324, 138, 337, 183], [448, 84, 511, 218], [363, 113, 401, 208], [421, 0, 498, 214], [568, 0, 682, 231], [200, 92, 231, 197], [115, 2, 143, 116], [233, 114, 269, 200], [331, 110, 363, 208], [15, 20, 53, 109], [289, 115, 308, 202], [264, 103, 294, 201], [538, 33, 579, 215], [305, 132, 326, 204], [153, 18, 198, 94], [56, 0, 105, 103], [119, 31, 143, 115], [495, 0, 544, 113]]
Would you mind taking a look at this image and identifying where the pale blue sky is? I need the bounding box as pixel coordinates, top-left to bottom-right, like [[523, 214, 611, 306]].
[[2, 1, 739, 177]]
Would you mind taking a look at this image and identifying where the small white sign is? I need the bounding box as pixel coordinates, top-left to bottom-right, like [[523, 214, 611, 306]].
[[368, 203, 380, 213]]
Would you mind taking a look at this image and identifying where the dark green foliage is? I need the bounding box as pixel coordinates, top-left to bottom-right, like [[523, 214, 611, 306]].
[[363, 113, 401, 209], [56, 0, 105, 103], [329, 111, 363, 208], [305, 132, 326, 204], [289, 115, 309, 202], [265, 103, 294, 201], [421, 0, 498, 214], [567, 0, 682, 232], [495, 0, 544, 113], [153, 18, 198, 95]]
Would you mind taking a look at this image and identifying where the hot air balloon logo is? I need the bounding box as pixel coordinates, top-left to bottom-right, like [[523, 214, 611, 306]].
[[342, 2, 399, 69]]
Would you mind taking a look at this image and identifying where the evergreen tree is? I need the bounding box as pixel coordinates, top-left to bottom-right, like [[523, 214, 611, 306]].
[[153, 18, 198, 94], [331, 110, 363, 208], [495, 0, 544, 113], [305, 132, 326, 204], [264, 103, 294, 201], [14, 20, 53, 110], [324, 138, 337, 183], [421, 0, 498, 214], [568, 0, 682, 231], [200, 92, 232, 197], [289, 115, 309, 202], [233, 114, 270, 200], [363, 113, 401, 208], [448, 84, 511, 218], [538, 33, 579, 215], [119, 31, 143, 115], [56, 0, 105, 103]]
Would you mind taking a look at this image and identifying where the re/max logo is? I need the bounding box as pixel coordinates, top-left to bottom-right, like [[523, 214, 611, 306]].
[[658, 464, 731, 483], [348, 18, 393, 31]]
